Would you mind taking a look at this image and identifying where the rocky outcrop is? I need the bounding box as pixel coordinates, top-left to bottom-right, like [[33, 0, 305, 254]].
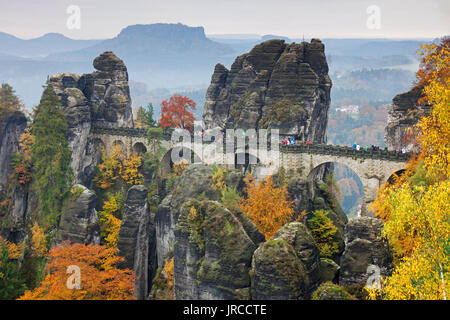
[[174, 199, 264, 300], [155, 164, 244, 268], [203, 39, 332, 141], [385, 85, 431, 151], [251, 222, 321, 300], [49, 51, 133, 185], [311, 282, 355, 300], [0, 110, 28, 242], [117, 185, 155, 300], [55, 185, 100, 245], [0, 110, 27, 188], [318, 258, 340, 283], [339, 217, 393, 297]]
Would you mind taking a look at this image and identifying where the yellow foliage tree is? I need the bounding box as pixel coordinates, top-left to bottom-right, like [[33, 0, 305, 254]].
[[371, 38, 450, 300], [415, 41, 450, 179], [122, 153, 143, 185], [163, 257, 174, 299], [240, 175, 294, 240], [30, 222, 47, 257], [98, 194, 123, 249], [94, 146, 123, 189]]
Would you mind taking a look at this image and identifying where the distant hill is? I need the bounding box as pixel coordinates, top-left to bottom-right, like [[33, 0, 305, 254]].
[[45, 23, 235, 88], [0, 24, 435, 111], [0, 32, 102, 58]]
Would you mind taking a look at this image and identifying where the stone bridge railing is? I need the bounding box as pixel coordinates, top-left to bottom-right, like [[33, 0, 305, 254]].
[[91, 126, 173, 140], [281, 144, 410, 162], [91, 126, 410, 162]]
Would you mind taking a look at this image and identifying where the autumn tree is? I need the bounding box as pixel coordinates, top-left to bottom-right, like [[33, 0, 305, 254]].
[[31, 83, 73, 226], [98, 193, 123, 249], [18, 242, 135, 300], [240, 175, 294, 239], [307, 210, 339, 258], [94, 146, 123, 190], [159, 94, 196, 131], [122, 153, 144, 185], [371, 38, 450, 300]]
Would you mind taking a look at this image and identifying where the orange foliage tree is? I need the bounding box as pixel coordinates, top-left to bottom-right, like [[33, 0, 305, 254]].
[[159, 94, 196, 131], [240, 175, 294, 239], [18, 242, 135, 300]]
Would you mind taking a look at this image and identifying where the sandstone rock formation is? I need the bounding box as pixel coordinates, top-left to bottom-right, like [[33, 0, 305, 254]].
[[174, 199, 264, 299], [55, 184, 100, 245], [385, 85, 431, 151], [49, 51, 134, 185], [339, 217, 393, 297], [155, 164, 244, 268], [0, 110, 28, 242], [251, 222, 320, 300], [117, 185, 155, 300], [203, 39, 332, 141], [0, 110, 27, 188]]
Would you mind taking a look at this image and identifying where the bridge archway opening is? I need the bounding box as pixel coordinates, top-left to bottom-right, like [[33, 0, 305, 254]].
[[112, 140, 125, 156], [159, 146, 202, 178], [234, 153, 261, 175], [132, 142, 147, 156], [307, 162, 364, 218], [387, 169, 407, 185]]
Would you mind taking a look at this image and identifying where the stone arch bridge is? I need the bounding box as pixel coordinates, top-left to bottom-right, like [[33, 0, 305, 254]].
[[90, 126, 409, 216]]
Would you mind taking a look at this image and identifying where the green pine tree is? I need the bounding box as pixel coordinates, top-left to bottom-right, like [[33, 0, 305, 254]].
[[136, 103, 157, 127], [31, 83, 73, 226]]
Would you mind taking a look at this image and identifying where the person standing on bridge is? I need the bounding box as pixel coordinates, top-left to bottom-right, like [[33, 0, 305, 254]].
[[356, 144, 361, 151]]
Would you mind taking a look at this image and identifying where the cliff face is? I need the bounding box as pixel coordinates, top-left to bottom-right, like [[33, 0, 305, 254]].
[[203, 39, 332, 142], [385, 85, 431, 151], [49, 51, 134, 185], [0, 110, 27, 187]]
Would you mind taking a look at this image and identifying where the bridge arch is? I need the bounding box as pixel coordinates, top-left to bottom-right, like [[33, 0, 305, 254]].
[[307, 162, 364, 217], [112, 140, 125, 153], [386, 169, 407, 185], [132, 142, 147, 156], [159, 146, 202, 178], [234, 152, 263, 175]]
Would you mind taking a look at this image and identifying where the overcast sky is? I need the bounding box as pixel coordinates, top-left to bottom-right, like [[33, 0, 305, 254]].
[[0, 0, 448, 40]]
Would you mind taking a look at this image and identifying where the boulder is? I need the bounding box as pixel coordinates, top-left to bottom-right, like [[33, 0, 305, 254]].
[[318, 258, 340, 283], [56, 185, 100, 245], [339, 217, 393, 297], [312, 282, 355, 300], [250, 222, 320, 299], [117, 185, 155, 300], [174, 199, 264, 299]]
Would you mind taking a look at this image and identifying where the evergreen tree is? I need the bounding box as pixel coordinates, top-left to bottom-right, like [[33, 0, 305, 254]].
[[0, 83, 24, 111], [0, 240, 26, 300], [31, 83, 73, 226], [136, 103, 157, 128]]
